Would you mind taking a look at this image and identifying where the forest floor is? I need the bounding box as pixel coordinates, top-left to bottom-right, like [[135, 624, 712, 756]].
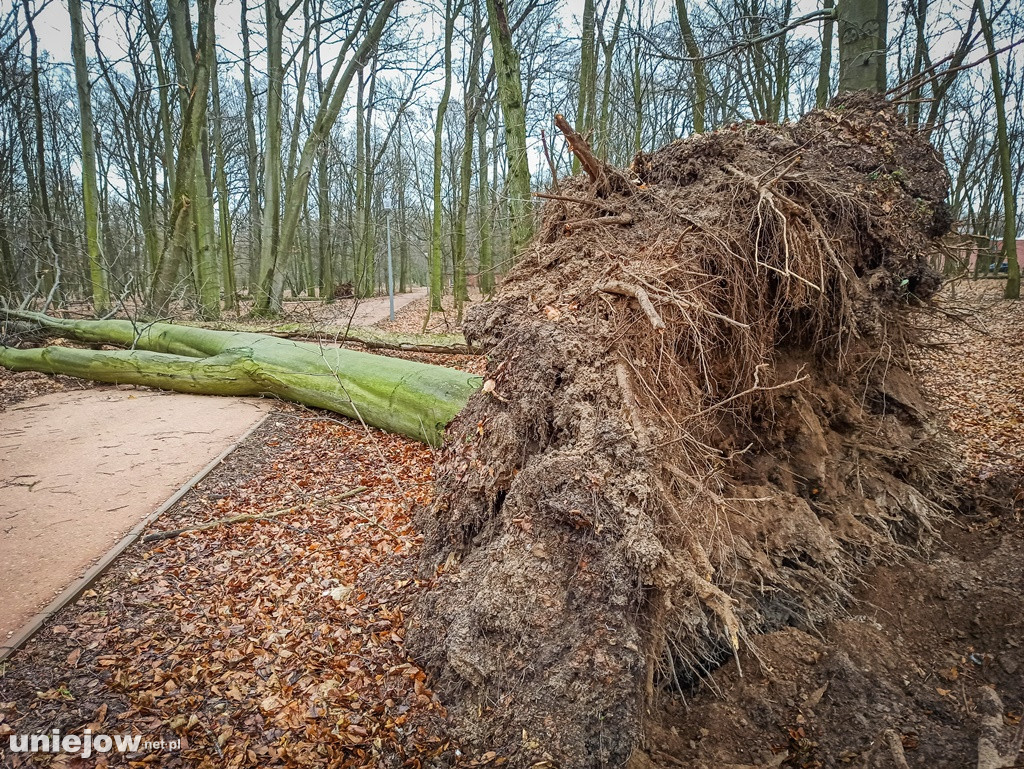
[[0, 281, 1020, 767]]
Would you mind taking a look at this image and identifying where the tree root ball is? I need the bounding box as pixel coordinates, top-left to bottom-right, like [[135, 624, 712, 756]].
[[408, 95, 958, 767]]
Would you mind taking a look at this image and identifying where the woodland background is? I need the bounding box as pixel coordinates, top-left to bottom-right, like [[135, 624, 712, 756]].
[[0, 0, 1021, 320]]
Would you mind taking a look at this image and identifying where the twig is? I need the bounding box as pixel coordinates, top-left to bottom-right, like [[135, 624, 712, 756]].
[[539, 128, 560, 193], [143, 487, 369, 542], [595, 280, 665, 330], [687, 371, 809, 421]]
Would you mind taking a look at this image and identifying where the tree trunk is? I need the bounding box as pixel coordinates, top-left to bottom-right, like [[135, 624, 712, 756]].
[[477, 101, 495, 296], [254, 0, 285, 314], [906, 0, 928, 128], [976, 0, 1019, 299], [212, 47, 237, 311], [241, 0, 262, 292], [147, 0, 215, 316], [69, 0, 110, 314], [837, 0, 887, 92], [454, 1, 485, 318], [597, 0, 627, 158], [815, 0, 835, 107], [675, 0, 707, 133], [255, 0, 399, 314], [1, 311, 481, 446], [575, 0, 597, 172], [22, 0, 63, 308], [431, 0, 459, 312], [485, 0, 532, 260]]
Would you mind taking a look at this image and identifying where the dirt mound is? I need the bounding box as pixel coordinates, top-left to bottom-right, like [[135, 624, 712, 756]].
[[408, 95, 958, 767]]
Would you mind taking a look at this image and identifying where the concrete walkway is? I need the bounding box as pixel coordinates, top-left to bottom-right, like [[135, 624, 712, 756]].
[[0, 389, 268, 642]]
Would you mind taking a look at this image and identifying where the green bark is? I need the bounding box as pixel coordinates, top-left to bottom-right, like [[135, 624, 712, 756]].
[[431, 0, 459, 312], [477, 102, 494, 296], [575, 0, 597, 172], [254, 0, 285, 314], [148, 0, 216, 316], [256, 0, 399, 314], [318, 146, 333, 301], [455, 1, 485, 317], [485, 0, 532, 260], [212, 48, 237, 311], [69, 0, 110, 314], [241, 0, 261, 290], [2, 312, 482, 446]]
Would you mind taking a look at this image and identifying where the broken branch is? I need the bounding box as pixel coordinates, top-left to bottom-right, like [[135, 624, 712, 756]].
[[143, 486, 369, 542], [554, 113, 610, 196]]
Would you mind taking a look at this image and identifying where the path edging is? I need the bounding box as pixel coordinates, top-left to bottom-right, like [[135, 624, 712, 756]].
[[0, 410, 271, 664]]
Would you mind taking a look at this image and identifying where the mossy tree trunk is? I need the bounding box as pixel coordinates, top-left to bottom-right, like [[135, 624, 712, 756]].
[[1, 312, 481, 446], [485, 0, 532, 260], [69, 0, 110, 314]]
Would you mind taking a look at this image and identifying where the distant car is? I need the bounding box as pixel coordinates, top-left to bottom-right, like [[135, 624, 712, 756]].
[[987, 261, 1010, 274]]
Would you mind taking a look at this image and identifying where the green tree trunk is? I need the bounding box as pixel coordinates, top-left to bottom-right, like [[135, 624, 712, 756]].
[[477, 102, 495, 296], [431, 0, 459, 312], [68, 0, 110, 314], [22, 0, 62, 308], [254, 0, 285, 314], [256, 0, 399, 314], [906, 0, 928, 128], [486, 0, 532, 260], [318, 146, 334, 301], [454, 1, 485, 317], [212, 47, 237, 311], [575, 0, 597, 172], [148, 0, 215, 316], [2, 311, 481, 446], [241, 0, 262, 292]]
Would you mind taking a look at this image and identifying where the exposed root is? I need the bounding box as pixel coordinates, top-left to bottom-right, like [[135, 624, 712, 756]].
[[597, 280, 666, 330], [977, 688, 1024, 769]]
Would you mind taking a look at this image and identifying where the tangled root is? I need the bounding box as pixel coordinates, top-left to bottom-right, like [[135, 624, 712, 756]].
[[408, 95, 958, 768]]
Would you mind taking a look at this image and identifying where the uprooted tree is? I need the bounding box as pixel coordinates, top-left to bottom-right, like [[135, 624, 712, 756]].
[[0, 313, 480, 446], [1, 96, 961, 767], [406, 95, 958, 767]]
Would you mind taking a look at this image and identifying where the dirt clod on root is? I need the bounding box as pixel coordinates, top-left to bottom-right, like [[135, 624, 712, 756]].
[[409, 96, 957, 767]]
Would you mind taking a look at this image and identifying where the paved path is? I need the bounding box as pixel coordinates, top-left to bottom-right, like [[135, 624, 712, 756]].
[[0, 389, 268, 642], [276, 287, 428, 328], [342, 286, 427, 326]]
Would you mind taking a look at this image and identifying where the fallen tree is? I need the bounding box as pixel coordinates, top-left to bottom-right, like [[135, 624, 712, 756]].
[[0, 311, 481, 445], [187, 320, 477, 354], [407, 95, 959, 767]]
